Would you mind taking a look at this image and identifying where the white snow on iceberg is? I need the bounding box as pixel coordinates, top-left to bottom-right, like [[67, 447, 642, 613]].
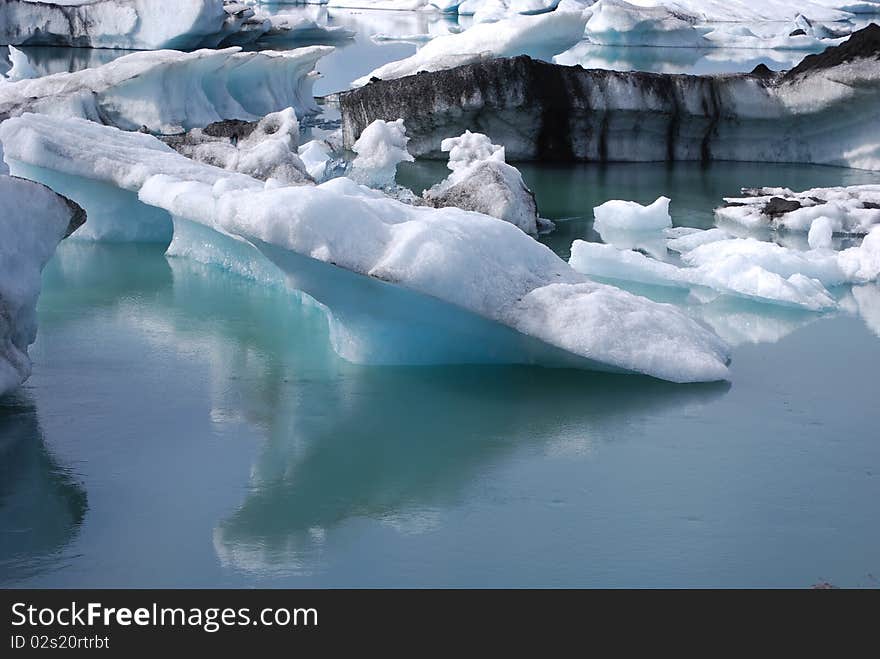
[[1, 113, 732, 382]]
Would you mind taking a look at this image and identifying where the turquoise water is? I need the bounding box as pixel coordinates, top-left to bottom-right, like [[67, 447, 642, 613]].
[[2, 160, 879, 588]]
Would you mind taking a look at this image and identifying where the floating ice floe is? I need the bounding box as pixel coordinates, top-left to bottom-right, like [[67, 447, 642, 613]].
[[0, 0, 353, 50], [582, 0, 712, 48], [594, 197, 672, 232], [340, 24, 880, 169], [423, 131, 539, 234], [298, 140, 335, 182], [0, 175, 85, 396], [569, 239, 840, 310], [351, 11, 589, 86], [571, 200, 880, 310], [162, 109, 313, 185], [348, 119, 415, 188], [1, 113, 732, 382], [0, 45, 332, 134], [716, 185, 880, 234]]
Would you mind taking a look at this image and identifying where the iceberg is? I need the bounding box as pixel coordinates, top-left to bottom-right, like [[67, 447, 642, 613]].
[[716, 184, 880, 234], [0, 175, 85, 396], [0, 45, 332, 134], [1, 113, 732, 382], [350, 11, 589, 86], [583, 0, 712, 48], [423, 131, 539, 234], [340, 24, 880, 169]]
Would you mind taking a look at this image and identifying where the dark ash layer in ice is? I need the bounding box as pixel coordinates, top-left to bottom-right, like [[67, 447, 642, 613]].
[[340, 24, 880, 169]]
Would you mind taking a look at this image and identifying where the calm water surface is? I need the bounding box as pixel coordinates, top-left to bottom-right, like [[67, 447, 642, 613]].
[[1, 12, 879, 588]]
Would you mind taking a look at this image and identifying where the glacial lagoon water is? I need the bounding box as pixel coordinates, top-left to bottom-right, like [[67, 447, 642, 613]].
[[2, 160, 879, 588], [2, 9, 880, 588]]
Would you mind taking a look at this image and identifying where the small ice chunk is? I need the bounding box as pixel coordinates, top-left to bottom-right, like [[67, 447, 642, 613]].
[[298, 140, 333, 182], [594, 197, 672, 233], [423, 131, 538, 234], [667, 228, 731, 253], [807, 216, 834, 250], [349, 119, 415, 189]]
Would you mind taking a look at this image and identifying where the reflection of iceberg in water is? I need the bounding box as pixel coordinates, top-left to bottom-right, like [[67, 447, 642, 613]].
[[37, 243, 729, 577], [692, 298, 820, 347], [0, 394, 87, 584], [851, 284, 880, 337], [211, 365, 728, 575]]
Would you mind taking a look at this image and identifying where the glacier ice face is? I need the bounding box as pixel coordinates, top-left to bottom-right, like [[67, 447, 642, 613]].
[[0, 175, 84, 396], [349, 119, 414, 188], [716, 184, 880, 234], [341, 25, 880, 169], [422, 131, 539, 234], [351, 11, 589, 86], [1, 113, 731, 382], [0, 45, 332, 134], [163, 108, 313, 185]]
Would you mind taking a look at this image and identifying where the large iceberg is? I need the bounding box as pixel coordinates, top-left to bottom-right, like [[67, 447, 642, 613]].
[[0, 0, 353, 50], [340, 24, 880, 169], [0, 45, 331, 133], [351, 11, 589, 86], [0, 175, 85, 396], [1, 113, 732, 382], [716, 185, 880, 234]]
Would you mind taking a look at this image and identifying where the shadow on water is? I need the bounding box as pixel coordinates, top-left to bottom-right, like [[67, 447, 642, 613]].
[[0, 392, 87, 585]]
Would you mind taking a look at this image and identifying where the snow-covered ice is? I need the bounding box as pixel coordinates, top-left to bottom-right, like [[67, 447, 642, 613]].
[[0, 45, 331, 134], [351, 11, 588, 86], [349, 119, 415, 188], [423, 131, 539, 234], [0, 113, 732, 382], [0, 175, 84, 396], [593, 197, 672, 233], [569, 239, 840, 310]]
